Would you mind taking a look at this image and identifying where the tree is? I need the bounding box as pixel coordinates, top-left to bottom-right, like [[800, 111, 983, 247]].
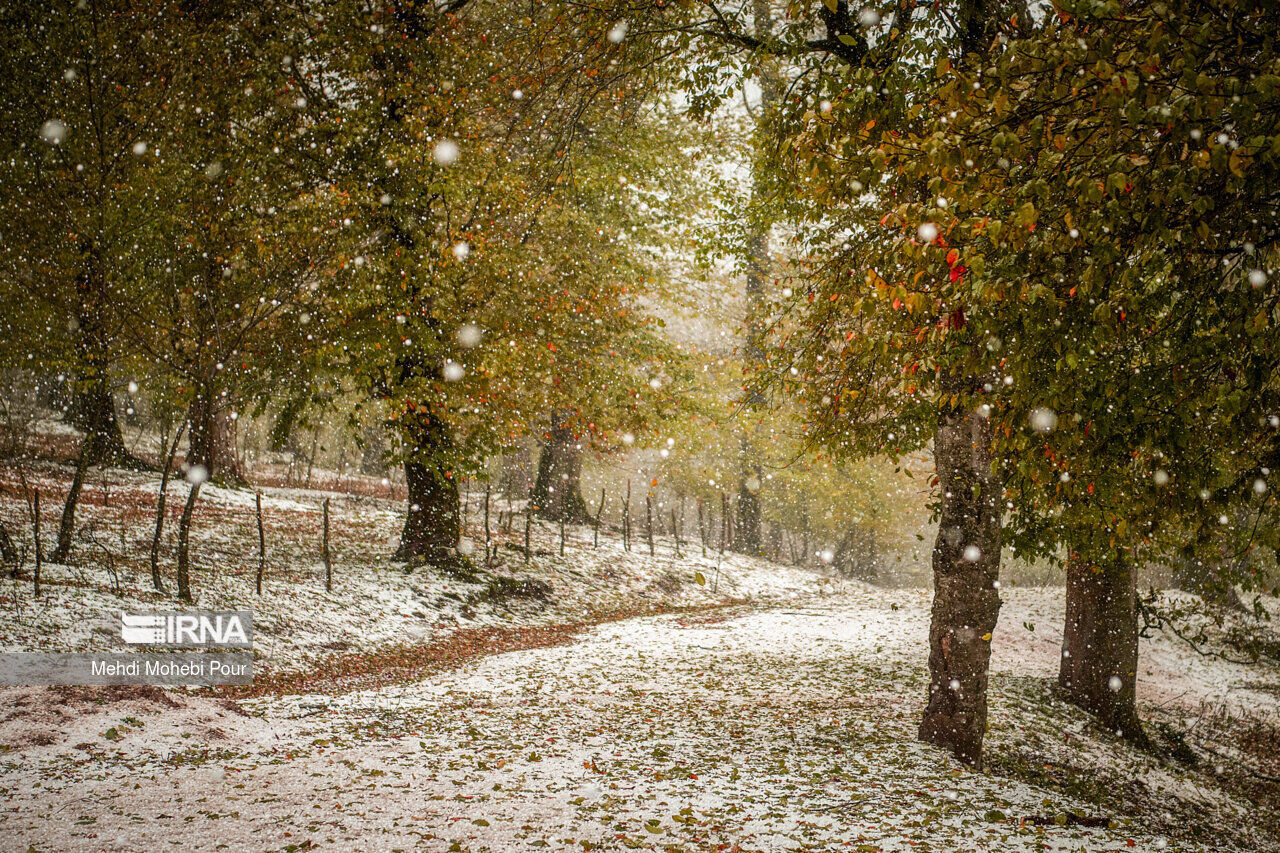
[[732, 0, 782, 557], [0, 0, 194, 471], [112, 3, 340, 485], [531, 411, 593, 524], [583, 0, 1017, 765], [775, 0, 1280, 744], [705, 0, 1016, 766], [0, 0, 210, 563], [293, 0, 693, 564]]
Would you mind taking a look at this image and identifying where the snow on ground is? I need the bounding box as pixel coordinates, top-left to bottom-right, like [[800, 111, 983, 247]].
[[1, 461, 1278, 851], [0, 462, 826, 676], [1, 588, 1277, 852]]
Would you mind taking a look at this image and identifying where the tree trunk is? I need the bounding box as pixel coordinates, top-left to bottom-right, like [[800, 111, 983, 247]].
[[731, 0, 780, 558], [72, 378, 145, 468], [1059, 550, 1147, 743], [1175, 524, 1249, 613], [149, 421, 187, 592], [188, 389, 242, 484], [66, 239, 146, 471], [834, 522, 881, 582], [736, 452, 763, 555], [918, 403, 1003, 768], [51, 434, 93, 563], [531, 414, 589, 524], [175, 480, 202, 603], [359, 425, 388, 476], [394, 408, 464, 569]]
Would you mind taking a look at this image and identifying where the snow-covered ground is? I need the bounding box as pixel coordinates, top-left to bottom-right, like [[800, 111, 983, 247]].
[[0, 463, 826, 678], [0, 587, 1277, 852], [1, 461, 1278, 851]]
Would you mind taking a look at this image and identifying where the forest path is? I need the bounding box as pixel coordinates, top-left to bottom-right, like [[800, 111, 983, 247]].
[[0, 591, 1251, 852]]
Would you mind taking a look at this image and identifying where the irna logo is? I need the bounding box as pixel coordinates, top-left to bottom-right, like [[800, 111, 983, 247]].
[[120, 611, 253, 648]]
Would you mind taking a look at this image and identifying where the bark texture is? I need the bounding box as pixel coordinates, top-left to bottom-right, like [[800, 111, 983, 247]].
[[51, 438, 92, 564], [71, 379, 143, 468], [1059, 551, 1147, 743], [736, 447, 764, 556], [175, 480, 202, 603], [67, 240, 146, 470], [187, 389, 242, 484], [531, 415, 590, 524], [732, 0, 779, 557], [394, 407, 464, 569], [918, 403, 1002, 767], [833, 522, 881, 582]]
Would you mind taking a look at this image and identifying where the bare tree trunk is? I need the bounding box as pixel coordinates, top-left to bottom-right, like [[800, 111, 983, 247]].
[[733, 0, 779, 557], [0, 522, 15, 569], [52, 434, 93, 563], [523, 487, 532, 564], [697, 497, 707, 557], [72, 378, 146, 468], [359, 425, 387, 476], [1060, 550, 1147, 744], [593, 488, 605, 549], [322, 497, 332, 592], [175, 481, 202, 604], [32, 489, 41, 597], [720, 492, 729, 555], [918, 402, 1003, 768], [484, 485, 492, 564], [255, 491, 266, 595], [736, 444, 763, 555], [623, 479, 631, 552], [149, 421, 187, 592], [67, 242, 146, 471], [646, 494, 655, 556]]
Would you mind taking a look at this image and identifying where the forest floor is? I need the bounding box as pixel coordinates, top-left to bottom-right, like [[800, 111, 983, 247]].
[[0, 457, 1278, 852]]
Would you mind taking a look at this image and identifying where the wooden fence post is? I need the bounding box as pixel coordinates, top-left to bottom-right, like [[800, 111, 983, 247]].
[[594, 487, 605, 549], [645, 494, 655, 556], [255, 491, 266, 595], [322, 497, 332, 593], [32, 489, 41, 598], [524, 488, 532, 564], [623, 479, 631, 552]]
